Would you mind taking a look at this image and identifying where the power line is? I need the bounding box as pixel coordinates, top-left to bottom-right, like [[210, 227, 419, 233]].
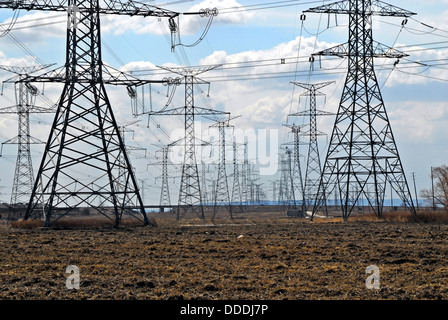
[[217, 0, 332, 14], [0, 0, 328, 31], [126, 56, 448, 83]]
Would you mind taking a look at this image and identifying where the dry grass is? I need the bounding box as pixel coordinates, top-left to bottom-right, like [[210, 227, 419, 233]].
[[8, 216, 153, 229], [414, 210, 448, 223], [9, 220, 43, 229], [349, 209, 448, 223], [7, 208, 448, 230]]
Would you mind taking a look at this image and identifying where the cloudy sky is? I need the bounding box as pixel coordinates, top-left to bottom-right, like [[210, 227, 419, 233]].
[[0, 0, 447, 205]]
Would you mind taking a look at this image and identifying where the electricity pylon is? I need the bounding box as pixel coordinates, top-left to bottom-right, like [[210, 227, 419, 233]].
[[0, 0, 212, 227], [206, 114, 241, 219], [268, 180, 277, 203], [240, 142, 249, 207], [158, 145, 173, 208], [247, 163, 258, 205], [231, 141, 244, 212], [289, 81, 334, 216], [148, 65, 229, 220], [304, 0, 417, 220], [253, 182, 265, 204], [282, 123, 306, 215], [278, 150, 294, 208], [200, 161, 209, 205], [284, 146, 302, 216], [150, 139, 181, 208], [117, 120, 147, 206], [0, 65, 54, 218]]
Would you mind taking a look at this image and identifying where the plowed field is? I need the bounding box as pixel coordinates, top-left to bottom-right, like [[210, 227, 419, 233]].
[[1, 211, 448, 300]]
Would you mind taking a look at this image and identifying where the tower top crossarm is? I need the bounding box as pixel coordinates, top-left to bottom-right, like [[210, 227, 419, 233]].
[[0, 0, 180, 17], [289, 81, 335, 118], [311, 41, 409, 59], [303, 0, 416, 17], [158, 65, 222, 78], [206, 114, 241, 128], [282, 123, 306, 132], [306, 1, 416, 59], [0, 64, 55, 77], [290, 81, 335, 94]]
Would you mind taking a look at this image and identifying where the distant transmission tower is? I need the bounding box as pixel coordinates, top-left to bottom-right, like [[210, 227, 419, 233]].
[[231, 142, 244, 212], [200, 161, 209, 205], [282, 124, 306, 216], [0, 65, 54, 218], [278, 152, 291, 207], [206, 115, 240, 219], [304, 0, 417, 220], [117, 120, 147, 205], [289, 81, 334, 216], [158, 145, 173, 208], [269, 180, 277, 203], [241, 142, 249, 207], [152, 140, 180, 209], [285, 148, 297, 210], [248, 164, 258, 206], [149, 65, 229, 220]]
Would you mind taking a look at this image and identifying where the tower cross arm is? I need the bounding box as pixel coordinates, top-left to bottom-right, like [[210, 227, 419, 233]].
[[148, 106, 229, 116], [102, 0, 178, 17], [312, 41, 409, 58], [0, 0, 179, 17], [191, 107, 230, 116], [304, 0, 416, 17], [205, 114, 241, 127], [290, 81, 335, 92], [289, 109, 334, 117], [1, 135, 45, 144], [0, 64, 55, 76], [17, 64, 173, 86], [157, 65, 222, 78]]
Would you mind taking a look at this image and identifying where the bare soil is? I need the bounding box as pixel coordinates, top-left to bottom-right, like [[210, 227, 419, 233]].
[[1, 211, 448, 300]]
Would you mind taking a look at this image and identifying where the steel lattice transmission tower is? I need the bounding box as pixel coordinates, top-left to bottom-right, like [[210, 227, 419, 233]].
[[282, 123, 306, 216], [231, 141, 244, 211], [149, 65, 229, 220], [289, 81, 334, 216], [116, 120, 147, 205], [206, 115, 240, 219], [240, 142, 249, 207], [200, 161, 209, 205], [278, 152, 290, 206], [159, 145, 172, 208], [152, 140, 179, 209], [284, 148, 297, 212], [0, 65, 54, 215], [304, 0, 417, 220], [0, 0, 208, 227]]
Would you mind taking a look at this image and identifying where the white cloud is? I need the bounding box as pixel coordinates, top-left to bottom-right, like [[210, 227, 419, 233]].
[[194, 36, 341, 130], [120, 60, 156, 73], [200, 35, 335, 66], [1, 12, 66, 43], [0, 50, 39, 69], [186, 0, 254, 26], [388, 100, 448, 143], [380, 42, 448, 87], [98, 0, 253, 37]]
